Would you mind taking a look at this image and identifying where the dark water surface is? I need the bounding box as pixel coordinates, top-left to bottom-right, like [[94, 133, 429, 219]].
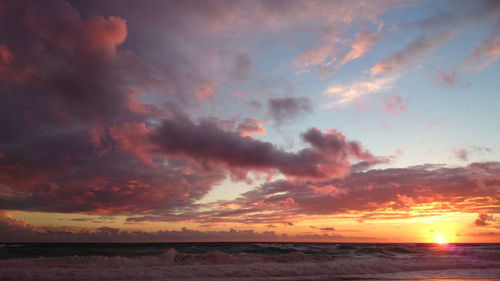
[[0, 242, 499, 280]]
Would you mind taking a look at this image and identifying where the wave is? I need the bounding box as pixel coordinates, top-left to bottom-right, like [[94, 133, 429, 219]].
[[1, 245, 499, 281]]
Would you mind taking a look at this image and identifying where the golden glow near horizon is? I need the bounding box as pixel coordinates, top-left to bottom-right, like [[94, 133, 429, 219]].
[[8, 209, 498, 243]]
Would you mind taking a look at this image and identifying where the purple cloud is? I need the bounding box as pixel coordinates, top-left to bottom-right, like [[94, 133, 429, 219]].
[[267, 97, 313, 124]]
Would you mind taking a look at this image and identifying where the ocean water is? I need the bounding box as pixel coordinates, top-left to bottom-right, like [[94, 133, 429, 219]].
[[0, 243, 499, 280]]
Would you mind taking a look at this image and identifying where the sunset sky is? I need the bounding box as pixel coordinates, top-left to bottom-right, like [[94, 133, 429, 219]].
[[0, 0, 499, 243]]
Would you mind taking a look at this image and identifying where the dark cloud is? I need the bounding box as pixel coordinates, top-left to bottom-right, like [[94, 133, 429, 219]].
[[474, 213, 495, 227], [0, 0, 144, 125], [0, 123, 226, 213], [136, 162, 500, 225], [0, 0, 228, 215], [267, 97, 313, 124], [232, 54, 253, 81], [320, 227, 335, 231], [152, 114, 379, 180]]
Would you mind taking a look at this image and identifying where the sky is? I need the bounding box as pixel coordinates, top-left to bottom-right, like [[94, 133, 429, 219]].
[[0, 0, 499, 243]]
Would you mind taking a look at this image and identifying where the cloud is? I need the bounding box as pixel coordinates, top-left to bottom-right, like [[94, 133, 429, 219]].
[[455, 149, 468, 161], [0, 123, 228, 214], [464, 31, 500, 71], [324, 75, 398, 107], [0, 1, 141, 125], [292, 28, 381, 76], [267, 97, 313, 124], [292, 44, 338, 74], [237, 118, 267, 137], [152, 114, 379, 180], [340, 28, 381, 66], [231, 54, 253, 81], [108, 122, 155, 165], [432, 69, 468, 88], [371, 31, 455, 75], [454, 146, 492, 161], [320, 227, 335, 231], [383, 95, 408, 115], [0, 211, 370, 242], [380, 121, 392, 130], [172, 162, 500, 224], [196, 84, 215, 102], [473, 213, 495, 227]]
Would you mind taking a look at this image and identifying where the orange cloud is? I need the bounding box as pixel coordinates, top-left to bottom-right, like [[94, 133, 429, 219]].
[[85, 16, 127, 56], [109, 122, 154, 165], [237, 118, 266, 137]]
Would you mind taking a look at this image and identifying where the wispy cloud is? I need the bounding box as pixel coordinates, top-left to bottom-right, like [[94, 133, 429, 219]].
[[340, 28, 382, 66], [463, 31, 500, 71], [371, 30, 455, 75], [324, 75, 398, 107]]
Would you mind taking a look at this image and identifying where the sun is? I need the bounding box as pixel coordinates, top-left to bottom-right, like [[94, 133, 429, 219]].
[[435, 236, 446, 245]]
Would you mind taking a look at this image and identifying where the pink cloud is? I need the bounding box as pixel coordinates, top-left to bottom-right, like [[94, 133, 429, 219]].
[[26, 3, 127, 58], [84, 16, 127, 56], [455, 148, 468, 161], [380, 121, 391, 130], [237, 118, 266, 137], [279, 197, 298, 210], [292, 45, 338, 74], [464, 31, 500, 71], [292, 28, 381, 76], [307, 184, 346, 196], [196, 85, 215, 101], [109, 122, 154, 165], [383, 95, 408, 115], [340, 28, 381, 65], [432, 69, 470, 88], [233, 92, 245, 99], [433, 69, 458, 87], [397, 194, 415, 207], [126, 90, 159, 116]]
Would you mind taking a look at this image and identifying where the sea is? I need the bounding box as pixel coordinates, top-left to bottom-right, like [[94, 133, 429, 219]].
[[0, 243, 499, 281]]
